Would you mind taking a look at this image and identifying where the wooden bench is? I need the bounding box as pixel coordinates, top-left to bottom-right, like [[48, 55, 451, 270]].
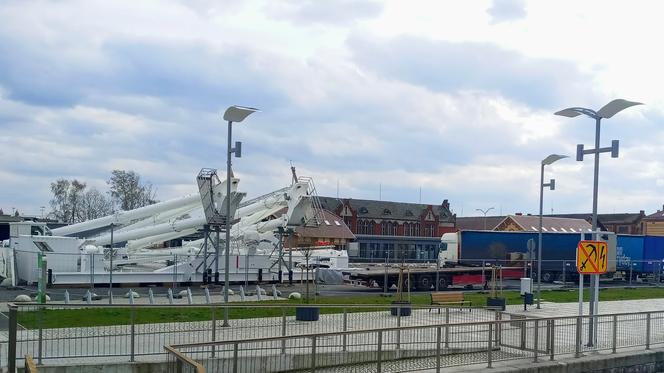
[[429, 291, 472, 313], [25, 355, 38, 373]]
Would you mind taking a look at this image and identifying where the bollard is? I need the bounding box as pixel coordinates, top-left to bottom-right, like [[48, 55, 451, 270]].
[[64, 290, 70, 304], [204, 288, 211, 304], [239, 285, 245, 301], [86, 290, 92, 305], [129, 289, 135, 305], [148, 288, 155, 305], [272, 284, 278, 300], [256, 285, 262, 301], [167, 288, 174, 305], [187, 287, 193, 304]]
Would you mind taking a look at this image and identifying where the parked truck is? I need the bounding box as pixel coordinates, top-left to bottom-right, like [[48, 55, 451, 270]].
[[616, 235, 664, 279], [439, 230, 617, 283]]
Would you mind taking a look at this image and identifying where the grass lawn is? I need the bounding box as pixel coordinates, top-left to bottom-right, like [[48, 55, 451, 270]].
[[17, 287, 664, 329]]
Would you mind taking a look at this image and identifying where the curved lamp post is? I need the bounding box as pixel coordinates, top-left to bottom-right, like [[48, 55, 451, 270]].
[[476, 207, 495, 230], [555, 98, 642, 345], [537, 154, 567, 309], [222, 105, 259, 326]]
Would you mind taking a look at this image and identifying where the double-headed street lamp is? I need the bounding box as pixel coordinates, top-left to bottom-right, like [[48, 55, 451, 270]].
[[222, 105, 259, 326], [537, 154, 567, 309], [555, 98, 642, 345], [476, 207, 495, 230]]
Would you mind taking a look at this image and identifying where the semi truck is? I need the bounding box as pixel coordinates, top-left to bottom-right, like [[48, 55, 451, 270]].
[[348, 230, 618, 290], [438, 230, 617, 283]]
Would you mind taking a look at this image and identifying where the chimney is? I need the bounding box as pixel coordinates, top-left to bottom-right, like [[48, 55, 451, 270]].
[[640, 210, 645, 216], [515, 212, 523, 216]]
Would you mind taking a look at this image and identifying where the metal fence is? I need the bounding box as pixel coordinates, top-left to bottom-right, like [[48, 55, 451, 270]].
[[5, 302, 496, 370], [165, 309, 664, 373]]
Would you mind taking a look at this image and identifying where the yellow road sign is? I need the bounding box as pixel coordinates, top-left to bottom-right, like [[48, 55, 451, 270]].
[[576, 240, 608, 274]]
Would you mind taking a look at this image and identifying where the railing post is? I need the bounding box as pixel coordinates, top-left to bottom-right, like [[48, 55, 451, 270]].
[[545, 320, 551, 355], [436, 326, 442, 373], [311, 335, 317, 373], [233, 342, 238, 373], [487, 323, 493, 368], [396, 305, 401, 353], [575, 316, 582, 358], [281, 307, 287, 354], [494, 312, 501, 345], [612, 315, 617, 354], [533, 319, 539, 363], [342, 307, 348, 352], [211, 306, 217, 357], [37, 305, 43, 365], [550, 319, 555, 361], [377, 330, 383, 373], [8, 304, 17, 373], [130, 305, 136, 362], [646, 313, 651, 350], [444, 307, 450, 349]]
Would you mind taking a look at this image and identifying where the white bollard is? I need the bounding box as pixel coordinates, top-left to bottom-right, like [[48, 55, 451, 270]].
[[148, 288, 155, 305], [86, 290, 92, 305], [239, 285, 245, 301], [129, 289, 134, 305], [187, 287, 193, 304], [204, 288, 211, 304], [64, 290, 70, 304], [256, 285, 262, 301], [167, 288, 174, 305], [272, 284, 278, 300]]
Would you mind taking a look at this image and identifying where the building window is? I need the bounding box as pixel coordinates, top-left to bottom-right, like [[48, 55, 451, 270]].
[[381, 221, 396, 235], [414, 223, 420, 236], [617, 225, 630, 234], [424, 224, 436, 237], [358, 220, 373, 235]]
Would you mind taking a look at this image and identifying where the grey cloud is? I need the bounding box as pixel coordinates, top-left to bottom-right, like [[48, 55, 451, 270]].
[[348, 35, 593, 109], [265, 0, 383, 26], [487, 0, 527, 24]]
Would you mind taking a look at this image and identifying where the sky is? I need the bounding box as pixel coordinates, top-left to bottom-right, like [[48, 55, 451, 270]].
[[0, 0, 663, 218]]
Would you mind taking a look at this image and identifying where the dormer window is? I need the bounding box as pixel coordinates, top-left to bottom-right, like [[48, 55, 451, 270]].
[[383, 209, 391, 215], [359, 207, 368, 214], [405, 210, 413, 217]]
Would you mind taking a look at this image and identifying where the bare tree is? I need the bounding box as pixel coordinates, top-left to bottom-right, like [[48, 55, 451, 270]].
[[81, 187, 113, 220], [107, 170, 157, 211]]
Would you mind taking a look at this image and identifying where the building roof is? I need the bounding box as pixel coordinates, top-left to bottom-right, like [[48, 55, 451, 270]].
[[456, 216, 505, 231], [318, 197, 454, 222], [294, 210, 355, 240], [548, 213, 644, 225], [643, 205, 664, 221], [497, 215, 592, 233]]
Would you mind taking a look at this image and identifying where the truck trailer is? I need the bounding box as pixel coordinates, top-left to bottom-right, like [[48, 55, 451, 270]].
[[439, 230, 617, 283]]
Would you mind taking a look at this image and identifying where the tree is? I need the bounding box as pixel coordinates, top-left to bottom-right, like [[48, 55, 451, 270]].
[[49, 179, 87, 223], [81, 187, 113, 220], [107, 170, 157, 211]]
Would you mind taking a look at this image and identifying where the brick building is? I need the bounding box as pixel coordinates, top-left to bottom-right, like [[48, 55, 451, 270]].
[[318, 197, 456, 262]]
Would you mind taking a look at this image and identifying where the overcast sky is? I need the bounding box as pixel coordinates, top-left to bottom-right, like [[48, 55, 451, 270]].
[[1, 0, 662, 218]]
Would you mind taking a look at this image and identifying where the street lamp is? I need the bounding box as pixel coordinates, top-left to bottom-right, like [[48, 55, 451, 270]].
[[476, 207, 495, 230], [222, 105, 259, 326], [537, 154, 567, 309], [555, 98, 642, 344]]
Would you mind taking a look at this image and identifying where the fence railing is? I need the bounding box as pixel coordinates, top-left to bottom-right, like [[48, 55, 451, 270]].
[[6, 302, 496, 370], [165, 309, 664, 373]]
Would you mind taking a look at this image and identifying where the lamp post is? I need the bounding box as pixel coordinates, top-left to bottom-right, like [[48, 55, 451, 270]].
[[222, 105, 258, 327], [555, 98, 642, 345], [476, 207, 495, 230], [537, 154, 567, 309]]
